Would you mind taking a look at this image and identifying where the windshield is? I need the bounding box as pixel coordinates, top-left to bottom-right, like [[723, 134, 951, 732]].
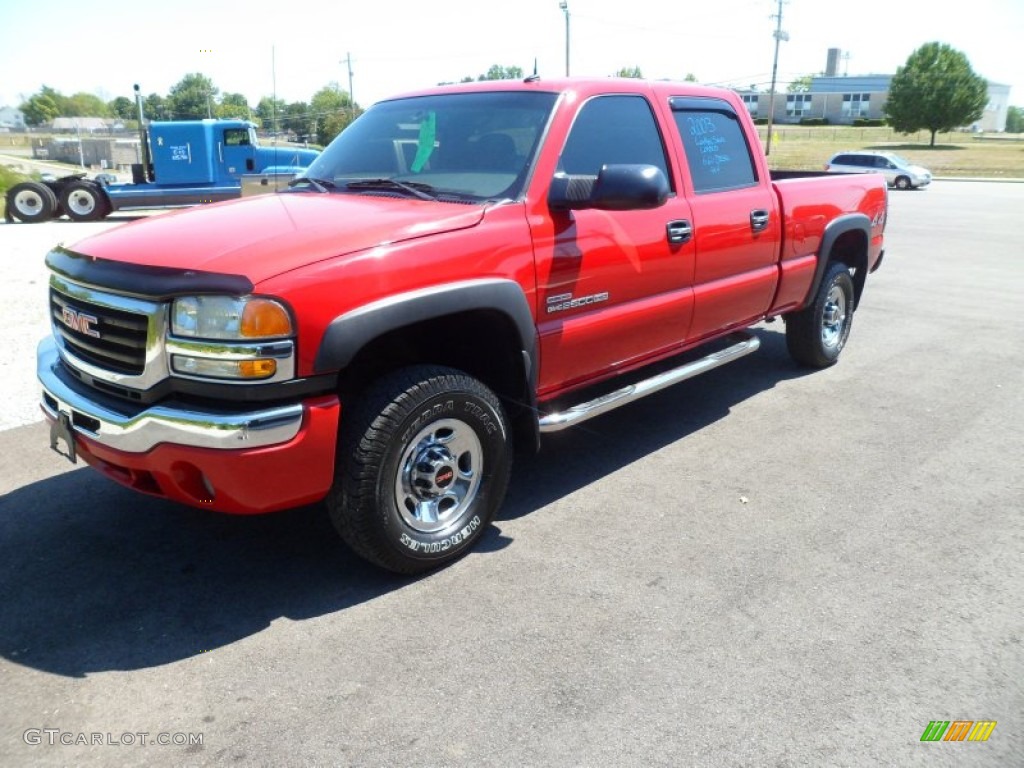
[[301, 91, 558, 201]]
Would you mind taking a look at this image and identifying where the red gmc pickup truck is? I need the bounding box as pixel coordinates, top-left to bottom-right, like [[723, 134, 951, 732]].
[[38, 79, 886, 573]]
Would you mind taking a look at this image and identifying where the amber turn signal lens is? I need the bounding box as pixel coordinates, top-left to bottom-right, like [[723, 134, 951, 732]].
[[238, 359, 277, 378], [240, 299, 292, 338]]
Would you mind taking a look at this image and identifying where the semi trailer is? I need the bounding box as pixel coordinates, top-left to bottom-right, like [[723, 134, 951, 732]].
[[5, 87, 318, 223]]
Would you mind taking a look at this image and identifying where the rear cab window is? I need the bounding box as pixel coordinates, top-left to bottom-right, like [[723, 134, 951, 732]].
[[669, 97, 759, 194]]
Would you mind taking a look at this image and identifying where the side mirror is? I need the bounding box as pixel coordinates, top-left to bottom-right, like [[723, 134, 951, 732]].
[[549, 164, 669, 211]]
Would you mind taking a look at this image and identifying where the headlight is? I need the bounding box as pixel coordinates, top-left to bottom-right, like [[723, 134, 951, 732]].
[[171, 296, 293, 340]]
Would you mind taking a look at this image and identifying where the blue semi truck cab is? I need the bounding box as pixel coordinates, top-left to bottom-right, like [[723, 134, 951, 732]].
[[5, 119, 319, 223]]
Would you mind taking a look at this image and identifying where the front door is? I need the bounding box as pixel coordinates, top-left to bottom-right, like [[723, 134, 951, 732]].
[[220, 126, 256, 181], [531, 94, 696, 398]]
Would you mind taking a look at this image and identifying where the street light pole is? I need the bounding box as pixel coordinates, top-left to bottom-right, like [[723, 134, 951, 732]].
[[559, 1, 570, 76]]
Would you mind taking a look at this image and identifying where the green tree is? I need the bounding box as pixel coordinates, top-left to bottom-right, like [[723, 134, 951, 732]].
[[65, 92, 111, 117], [218, 92, 251, 120], [144, 93, 170, 121], [478, 65, 523, 81], [615, 66, 643, 78], [20, 92, 60, 126], [787, 75, 813, 93], [108, 96, 136, 121], [884, 42, 988, 146], [1006, 106, 1023, 133], [283, 101, 312, 139], [168, 73, 219, 119], [684, 73, 698, 82], [256, 96, 287, 132], [310, 84, 359, 145]]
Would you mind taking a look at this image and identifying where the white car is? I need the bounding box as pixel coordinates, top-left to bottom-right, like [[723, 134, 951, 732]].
[[826, 151, 931, 190]]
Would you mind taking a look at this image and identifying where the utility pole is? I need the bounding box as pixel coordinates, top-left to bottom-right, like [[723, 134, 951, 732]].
[[559, 2, 570, 76], [73, 119, 85, 169], [765, 0, 788, 157], [346, 52, 355, 119]]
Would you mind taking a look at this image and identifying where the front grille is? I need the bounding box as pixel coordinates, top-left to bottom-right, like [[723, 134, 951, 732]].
[[50, 288, 149, 375]]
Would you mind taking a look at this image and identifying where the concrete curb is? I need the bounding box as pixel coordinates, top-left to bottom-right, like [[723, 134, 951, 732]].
[[934, 176, 1024, 183]]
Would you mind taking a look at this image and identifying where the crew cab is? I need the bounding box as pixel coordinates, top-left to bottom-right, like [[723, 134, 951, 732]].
[[37, 78, 887, 573]]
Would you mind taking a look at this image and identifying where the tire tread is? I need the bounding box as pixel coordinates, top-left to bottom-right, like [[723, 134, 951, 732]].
[[328, 365, 508, 574]]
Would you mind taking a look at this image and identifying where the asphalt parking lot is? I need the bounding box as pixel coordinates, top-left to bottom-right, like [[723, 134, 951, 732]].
[[0, 183, 1021, 766]]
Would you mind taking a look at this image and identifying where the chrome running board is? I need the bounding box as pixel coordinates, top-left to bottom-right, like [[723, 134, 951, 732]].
[[537, 332, 760, 433]]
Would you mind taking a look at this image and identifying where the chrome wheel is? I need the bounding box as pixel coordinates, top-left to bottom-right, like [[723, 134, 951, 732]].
[[821, 284, 848, 351], [395, 418, 483, 534], [329, 365, 511, 573], [785, 261, 856, 368]]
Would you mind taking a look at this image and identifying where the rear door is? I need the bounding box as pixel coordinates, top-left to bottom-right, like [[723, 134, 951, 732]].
[[667, 97, 780, 340]]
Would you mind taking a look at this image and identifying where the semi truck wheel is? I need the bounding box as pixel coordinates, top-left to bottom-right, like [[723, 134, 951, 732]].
[[6, 182, 57, 223], [328, 365, 511, 574], [785, 261, 855, 368], [61, 181, 110, 221]]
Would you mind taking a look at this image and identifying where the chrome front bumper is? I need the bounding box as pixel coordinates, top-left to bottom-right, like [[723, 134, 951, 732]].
[[37, 337, 304, 455]]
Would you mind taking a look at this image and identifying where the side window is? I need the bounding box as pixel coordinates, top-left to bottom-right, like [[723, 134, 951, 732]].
[[559, 95, 671, 183], [224, 128, 250, 147], [670, 98, 758, 194], [836, 155, 855, 166]]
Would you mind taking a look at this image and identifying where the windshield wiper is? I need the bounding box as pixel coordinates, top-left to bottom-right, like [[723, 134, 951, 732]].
[[287, 176, 336, 193], [346, 178, 439, 201]]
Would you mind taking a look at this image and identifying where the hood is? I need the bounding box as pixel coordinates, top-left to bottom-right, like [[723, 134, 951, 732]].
[[67, 193, 485, 285]]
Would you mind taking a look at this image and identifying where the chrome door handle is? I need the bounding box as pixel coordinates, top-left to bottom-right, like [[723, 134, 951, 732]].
[[667, 219, 692, 244], [750, 209, 770, 232]]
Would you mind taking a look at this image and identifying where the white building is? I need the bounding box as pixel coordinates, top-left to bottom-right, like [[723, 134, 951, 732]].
[[0, 106, 26, 130], [736, 51, 1011, 132]]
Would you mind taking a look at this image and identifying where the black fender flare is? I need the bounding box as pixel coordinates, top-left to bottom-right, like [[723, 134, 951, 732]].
[[803, 213, 870, 307], [314, 277, 538, 391]]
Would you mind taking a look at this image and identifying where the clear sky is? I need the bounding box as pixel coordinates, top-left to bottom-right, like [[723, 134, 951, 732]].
[[1, 0, 1020, 111]]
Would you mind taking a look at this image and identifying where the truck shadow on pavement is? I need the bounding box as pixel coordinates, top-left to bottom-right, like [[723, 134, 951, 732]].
[[500, 328, 810, 520], [0, 328, 807, 677]]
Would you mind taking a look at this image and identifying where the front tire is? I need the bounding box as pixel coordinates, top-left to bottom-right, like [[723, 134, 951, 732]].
[[328, 365, 511, 574], [894, 175, 911, 190], [61, 181, 110, 221], [785, 261, 855, 368], [6, 182, 57, 222]]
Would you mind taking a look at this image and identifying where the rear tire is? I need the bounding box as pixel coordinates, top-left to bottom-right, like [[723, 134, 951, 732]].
[[328, 365, 511, 574], [7, 182, 57, 223], [61, 181, 110, 221], [785, 261, 855, 368]]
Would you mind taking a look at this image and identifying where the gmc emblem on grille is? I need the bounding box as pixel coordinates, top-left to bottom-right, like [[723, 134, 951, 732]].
[[60, 307, 100, 338]]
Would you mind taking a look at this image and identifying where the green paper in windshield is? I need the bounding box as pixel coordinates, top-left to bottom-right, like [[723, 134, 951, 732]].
[[410, 111, 436, 173]]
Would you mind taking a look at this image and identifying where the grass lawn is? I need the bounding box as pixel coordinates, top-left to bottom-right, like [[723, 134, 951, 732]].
[[0, 165, 31, 218], [758, 126, 1024, 178]]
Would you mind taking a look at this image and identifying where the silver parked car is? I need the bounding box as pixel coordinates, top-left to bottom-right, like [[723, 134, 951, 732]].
[[825, 150, 931, 190]]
